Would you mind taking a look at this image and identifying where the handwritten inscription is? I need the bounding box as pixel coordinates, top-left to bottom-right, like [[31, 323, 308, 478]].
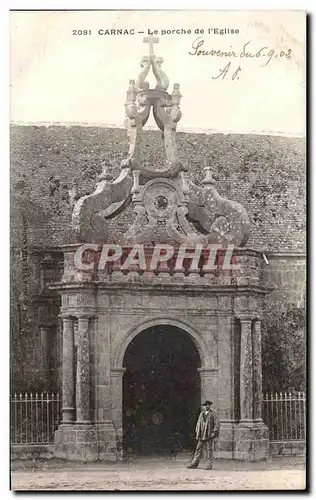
[[189, 37, 292, 79], [212, 62, 242, 80]]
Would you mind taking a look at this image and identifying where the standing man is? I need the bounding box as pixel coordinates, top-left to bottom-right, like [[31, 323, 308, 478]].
[[187, 400, 220, 470]]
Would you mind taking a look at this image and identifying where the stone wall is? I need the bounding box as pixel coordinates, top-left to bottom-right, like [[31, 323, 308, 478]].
[[261, 253, 306, 392], [263, 254, 306, 309]]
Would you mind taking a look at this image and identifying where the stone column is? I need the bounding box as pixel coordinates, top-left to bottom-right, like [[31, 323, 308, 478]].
[[233, 316, 269, 461], [110, 368, 126, 444], [239, 318, 253, 422], [61, 316, 75, 423], [216, 314, 233, 421], [76, 315, 91, 424], [253, 319, 263, 421]]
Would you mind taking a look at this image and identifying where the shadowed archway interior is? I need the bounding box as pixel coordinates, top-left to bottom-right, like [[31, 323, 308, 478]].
[[122, 325, 201, 455]]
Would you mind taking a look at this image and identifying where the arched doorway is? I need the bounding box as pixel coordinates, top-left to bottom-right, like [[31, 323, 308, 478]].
[[122, 325, 201, 455]]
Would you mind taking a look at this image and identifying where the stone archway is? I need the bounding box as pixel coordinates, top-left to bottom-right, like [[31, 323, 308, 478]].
[[113, 316, 215, 371], [122, 324, 201, 455], [110, 316, 218, 453]]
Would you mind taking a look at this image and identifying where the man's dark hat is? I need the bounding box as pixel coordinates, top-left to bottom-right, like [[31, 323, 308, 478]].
[[202, 400, 213, 405]]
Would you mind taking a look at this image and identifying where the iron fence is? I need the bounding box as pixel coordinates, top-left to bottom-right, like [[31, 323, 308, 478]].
[[10, 392, 62, 444], [10, 390, 306, 446], [262, 391, 306, 442]]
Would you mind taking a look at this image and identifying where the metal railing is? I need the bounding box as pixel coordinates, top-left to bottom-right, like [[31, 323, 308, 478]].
[[10, 390, 306, 446], [10, 392, 62, 445], [262, 391, 306, 442]]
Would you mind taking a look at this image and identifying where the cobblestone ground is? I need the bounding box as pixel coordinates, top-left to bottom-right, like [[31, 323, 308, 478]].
[[11, 456, 306, 491]]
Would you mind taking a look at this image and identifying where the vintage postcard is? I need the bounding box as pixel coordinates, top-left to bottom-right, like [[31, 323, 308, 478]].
[[10, 9, 306, 491]]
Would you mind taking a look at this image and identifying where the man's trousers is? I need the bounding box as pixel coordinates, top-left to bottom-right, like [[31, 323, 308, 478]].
[[191, 439, 213, 467]]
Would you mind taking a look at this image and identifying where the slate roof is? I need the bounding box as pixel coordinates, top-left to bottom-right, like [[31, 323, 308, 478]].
[[10, 125, 306, 253]]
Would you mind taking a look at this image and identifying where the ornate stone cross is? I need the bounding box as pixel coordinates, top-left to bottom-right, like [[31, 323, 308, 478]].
[[143, 35, 159, 59]]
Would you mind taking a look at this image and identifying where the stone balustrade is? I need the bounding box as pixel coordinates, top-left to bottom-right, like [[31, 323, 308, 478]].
[[61, 244, 264, 287]]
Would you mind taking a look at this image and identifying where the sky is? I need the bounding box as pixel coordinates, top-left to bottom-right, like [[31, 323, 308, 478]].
[[10, 10, 306, 136]]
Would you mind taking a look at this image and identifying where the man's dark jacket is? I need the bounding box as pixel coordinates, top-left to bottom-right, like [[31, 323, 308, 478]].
[[195, 410, 220, 440]]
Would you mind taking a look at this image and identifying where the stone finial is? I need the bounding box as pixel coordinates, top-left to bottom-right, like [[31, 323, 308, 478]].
[[126, 80, 137, 104], [98, 161, 114, 182], [202, 165, 216, 186], [172, 84, 182, 106], [181, 171, 190, 197]]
